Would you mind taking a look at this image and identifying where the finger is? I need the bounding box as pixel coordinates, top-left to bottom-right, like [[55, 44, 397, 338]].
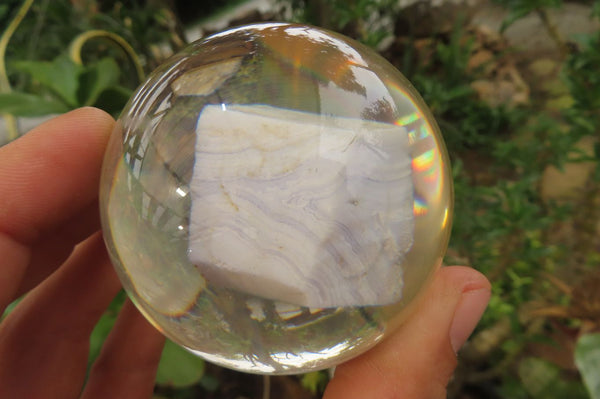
[[323, 266, 491, 399], [15, 200, 101, 298], [0, 233, 121, 399], [0, 107, 114, 311], [0, 107, 114, 243], [81, 300, 165, 399]]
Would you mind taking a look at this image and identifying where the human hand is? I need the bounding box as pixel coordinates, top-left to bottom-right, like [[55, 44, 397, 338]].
[[0, 108, 491, 399], [323, 266, 491, 399], [0, 108, 165, 398]]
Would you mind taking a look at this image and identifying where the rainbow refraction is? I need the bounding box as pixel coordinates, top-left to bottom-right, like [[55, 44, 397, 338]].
[[392, 103, 444, 216]]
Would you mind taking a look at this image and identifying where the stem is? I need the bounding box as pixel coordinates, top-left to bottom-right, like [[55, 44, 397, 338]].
[[487, 231, 521, 281], [68, 29, 145, 84], [26, 0, 49, 60], [536, 8, 568, 58], [571, 172, 600, 268], [0, 0, 35, 142], [262, 375, 271, 399], [465, 318, 545, 383]]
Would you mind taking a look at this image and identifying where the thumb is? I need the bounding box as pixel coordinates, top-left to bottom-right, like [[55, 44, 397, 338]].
[[323, 266, 491, 399]]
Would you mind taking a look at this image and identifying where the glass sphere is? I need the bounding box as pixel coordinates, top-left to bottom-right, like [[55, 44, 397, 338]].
[[99, 22, 452, 375]]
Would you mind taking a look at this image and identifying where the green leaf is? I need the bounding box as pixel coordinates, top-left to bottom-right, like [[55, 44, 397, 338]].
[[594, 142, 600, 160], [500, 8, 533, 32], [93, 85, 132, 117], [300, 371, 329, 394], [0, 92, 69, 116], [518, 357, 588, 399], [518, 357, 559, 397], [88, 309, 118, 365], [199, 374, 220, 392], [0, 5, 9, 20], [88, 291, 126, 366], [1, 297, 22, 322], [155, 339, 205, 388], [14, 55, 83, 107], [593, 0, 600, 18], [78, 58, 121, 107], [575, 333, 600, 399]]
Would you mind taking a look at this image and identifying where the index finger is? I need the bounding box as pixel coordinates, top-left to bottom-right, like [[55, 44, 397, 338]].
[[0, 107, 114, 310], [0, 107, 114, 243]]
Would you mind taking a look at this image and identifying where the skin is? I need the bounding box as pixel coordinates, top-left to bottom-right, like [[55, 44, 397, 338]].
[[0, 107, 491, 399]]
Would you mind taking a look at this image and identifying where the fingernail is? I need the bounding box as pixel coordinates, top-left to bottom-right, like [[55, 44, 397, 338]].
[[449, 286, 491, 353]]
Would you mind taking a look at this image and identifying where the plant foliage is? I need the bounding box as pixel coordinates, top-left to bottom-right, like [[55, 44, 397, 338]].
[[2, 0, 599, 397], [575, 333, 600, 399]]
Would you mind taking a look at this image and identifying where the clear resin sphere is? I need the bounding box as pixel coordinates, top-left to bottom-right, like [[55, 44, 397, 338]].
[[99, 22, 452, 374]]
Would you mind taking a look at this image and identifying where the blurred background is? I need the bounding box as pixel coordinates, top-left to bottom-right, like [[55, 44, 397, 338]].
[[1, 0, 599, 398]]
